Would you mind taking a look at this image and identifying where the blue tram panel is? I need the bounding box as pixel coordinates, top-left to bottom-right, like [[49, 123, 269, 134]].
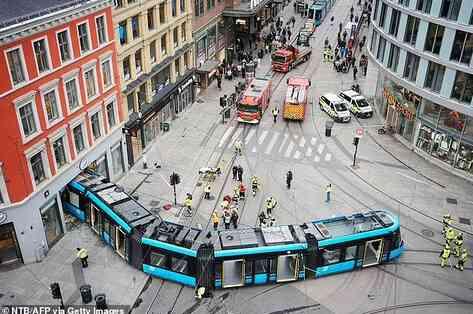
[[64, 171, 404, 292]]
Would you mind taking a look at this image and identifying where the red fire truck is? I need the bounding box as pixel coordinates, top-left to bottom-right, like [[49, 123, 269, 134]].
[[283, 77, 310, 121], [237, 77, 272, 124], [272, 45, 312, 73]]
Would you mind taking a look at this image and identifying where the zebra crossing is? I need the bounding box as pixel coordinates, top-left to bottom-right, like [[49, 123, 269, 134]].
[[218, 126, 333, 163]]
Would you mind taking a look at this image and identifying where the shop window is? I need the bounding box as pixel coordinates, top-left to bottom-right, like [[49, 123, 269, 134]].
[[424, 61, 445, 93], [403, 52, 420, 82], [388, 9, 401, 37], [387, 44, 400, 72], [431, 131, 459, 165], [439, 108, 465, 133], [150, 252, 167, 267], [455, 143, 473, 173], [345, 245, 358, 260], [451, 71, 473, 103], [321, 248, 341, 265], [404, 15, 419, 46], [420, 99, 441, 123], [111, 143, 124, 176], [255, 259, 268, 273], [424, 23, 444, 55], [119, 21, 127, 45], [171, 256, 189, 274], [131, 15, 140, 39], [376, 37, 386, 62], [450, 30, 473, 65], [463, 118, 473, 141], [417, 0, 432, 13], [378, 3, 387, 28], [40, 199, 64, 248], [208, 26, 217, 56], [440, 0, 462, 21]]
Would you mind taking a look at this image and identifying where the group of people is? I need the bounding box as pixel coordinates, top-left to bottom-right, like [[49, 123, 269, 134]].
[[261, 16, 297, 55], [439, 214, 468, 270]]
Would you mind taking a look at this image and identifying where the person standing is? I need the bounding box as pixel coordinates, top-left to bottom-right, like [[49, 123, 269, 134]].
[[353, 65, 358, 81], [363, 58, 368, 76], [184, 194, 192, 214], [76, 247, 89, 268], [235, 139, 242, 155], [258, 211, 267, 227], [231, 207, 239, 229], [455, 248, 468, 271], [265, 197, 277, 216], [239, 183, 246, 199], [223, 211, 231, 229], [286, 171, 293, 189], [272, 107, 279, 123], [237, 166, 243, 182], [232, 165, 238, 180], [454, 233, 464, 257], [440, 244, 451, 268], [325, 184, 332, 202], [204, 184, 211, 199], [217, 73, 222, 90], [212, 212, 219, 230]]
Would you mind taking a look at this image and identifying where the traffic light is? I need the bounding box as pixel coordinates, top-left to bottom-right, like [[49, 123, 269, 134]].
[[50, 282, 62, 299], [170, 172, 181, 185], [353, 137, 360, 146]]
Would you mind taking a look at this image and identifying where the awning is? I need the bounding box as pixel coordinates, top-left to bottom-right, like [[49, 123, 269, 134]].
[[196, 59, 220, 73]]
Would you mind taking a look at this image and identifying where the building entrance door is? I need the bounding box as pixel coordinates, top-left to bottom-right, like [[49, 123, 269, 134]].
[[0, 223, 22, 265]]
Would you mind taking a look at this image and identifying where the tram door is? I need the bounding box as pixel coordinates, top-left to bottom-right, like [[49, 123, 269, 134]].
[[222, 259, 245, 288], [276, 254, 299, 282], [362, 239, 384, 267]]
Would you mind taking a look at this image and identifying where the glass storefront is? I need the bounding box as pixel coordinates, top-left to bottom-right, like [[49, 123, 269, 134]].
[[0, 222, 22, 265], [89, 154, 109, 179], [111, 143, 125, 177], [40, 198, 64, 248]]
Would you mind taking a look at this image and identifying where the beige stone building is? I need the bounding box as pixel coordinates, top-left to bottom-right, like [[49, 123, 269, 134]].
[[113, 0, 195, 165]]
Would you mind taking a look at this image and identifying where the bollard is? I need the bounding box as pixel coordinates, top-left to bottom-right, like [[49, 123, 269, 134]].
[[325, 120, 334, 137]]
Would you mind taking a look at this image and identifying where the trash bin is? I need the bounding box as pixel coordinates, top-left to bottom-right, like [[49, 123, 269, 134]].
[[80, 285, 92, 304], [325, 120, 334, 137], [161, 122, 170, 132], [95, 294, 107, 310]]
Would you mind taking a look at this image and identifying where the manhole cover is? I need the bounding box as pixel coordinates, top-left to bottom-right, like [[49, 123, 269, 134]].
[[446, 197, 458, 205], [459, 217, 471, 225], [149, 200, 160, 207], [421, 229, 435, 237]]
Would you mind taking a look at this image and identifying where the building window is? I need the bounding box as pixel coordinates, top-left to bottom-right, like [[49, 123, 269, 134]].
[[111, 143, 124, 177], [424, 23, 444, 55], [184, 51, 190, 70], [376, 37, 386, 62], [199, 0, 204, 16], [398, 0, 409, 6], [123, 56, 131, 80], [150, 40, 157, 63], [30, 151, 47, 185], [470, 10, 473, 25], [33, 38, 50, 73], [135, 50, 142, 73], [131, 15, 140, 39], [181, 23, 187, 42], [138, 84, 147, 107], [173, 27, 179, 48], [73, 123, 86, 154], [161, 34, 167, 55], [96, 16, 108, 45], [440, 0, 462, 21], [127, 93, 135, 112], [180, 0, 185, 13], [424, 61, 445, 93], [378, 3, 387, 28], [207, 0, 215, 10], [53, 136, 68, 170], [18, 101, 38, 138], [373, 0, 380, 21], [6, 48, 27, 86], [388, 9, 400, 37], [159, 3, 166, 24], [148, 7, 155, 30], [370, 30, 378, 53], [450, 30, 473, 65], [416, 0, 432, 13], [115, 0, 124, 8], [403, 52, 420, 82], [77, 23, 90, 54], [451, 71, 473, 103], [119, 21, 127, 45], [175, 58, 180, 76], [404, 15, 419, 46], [84, 68, 98, 100], [106, 101, 117, 129], [43, 89, 61, 124], [387, 44, 400, 72], [57, 30, 71, 63], [172, 0, 177, 16], [65, 77, 80, 111], [91, 112, 102, 140], [101, 58, 113, 89]]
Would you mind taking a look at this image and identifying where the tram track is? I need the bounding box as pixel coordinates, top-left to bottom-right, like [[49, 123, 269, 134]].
[[360, 300, 473, 314]]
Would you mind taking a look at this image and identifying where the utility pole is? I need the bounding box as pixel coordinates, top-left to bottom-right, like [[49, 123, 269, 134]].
[[170, 172, 180, 205], [353, 136, 359, 167]]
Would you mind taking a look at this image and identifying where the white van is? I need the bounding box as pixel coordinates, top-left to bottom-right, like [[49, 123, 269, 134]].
[[339, 90, 374, 118], [319, 93, 351, 123]]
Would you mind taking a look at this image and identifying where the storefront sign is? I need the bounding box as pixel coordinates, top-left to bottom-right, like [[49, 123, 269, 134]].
[[383, 88, 416, 121], [0, 210, 7, 224], [178, 78, 194, 93]]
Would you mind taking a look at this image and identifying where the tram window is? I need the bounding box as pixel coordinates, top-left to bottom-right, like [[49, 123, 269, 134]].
[[103, 217, 110, 236], [393, 231, 401, 248], [150, 252, 167, 268], [245, 261, 253, 276], [345, 245, 358, 260], [321, 248, 341, 265], [215, 263, 222, 280], [269, 258, 277, 273], [171, 257, 189, 274], [255, 259, 268, 274]]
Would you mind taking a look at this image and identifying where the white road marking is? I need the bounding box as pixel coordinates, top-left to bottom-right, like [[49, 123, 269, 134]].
[[396, 172, 428, 185], [258, 130, 269, 145], [218, 126, 235, 147], [314, 155, 320, 162], [317, 144, 325, 154], [245, 128, 256, 144], [325, 153, 332, 161], [294, 151, 301, 159], [306, 147, 313, 157], [310, 137, 317, 145], [299, 137, 306, 147], [265, 132, 280, 154], [279, 134, 289, 153], [285, 142, 295, 158], [227, 127, 243, 148]]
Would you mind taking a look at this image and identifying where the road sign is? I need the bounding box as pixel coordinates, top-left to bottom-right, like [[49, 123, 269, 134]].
[[355, 128, 364, 138]]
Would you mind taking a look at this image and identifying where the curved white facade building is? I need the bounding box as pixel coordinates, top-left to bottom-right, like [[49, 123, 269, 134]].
[[368, 0, 473, 180]]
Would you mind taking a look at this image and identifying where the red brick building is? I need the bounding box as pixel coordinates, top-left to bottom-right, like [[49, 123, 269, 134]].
[[0, 0, 127, 264]]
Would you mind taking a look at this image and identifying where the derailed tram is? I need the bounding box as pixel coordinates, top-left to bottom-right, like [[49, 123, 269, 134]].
[[63, 171, 404, 292]]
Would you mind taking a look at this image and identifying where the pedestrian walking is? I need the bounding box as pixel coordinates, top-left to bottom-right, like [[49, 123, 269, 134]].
[[339, 22, 343, 33], [232, 165, 238, 180], [455, 248, 468, 271], [286, 170, 293, 189], [76, 247, 89, 268], [440, 244, 451, 268], [288, 29, 292, 40], [204, 184, 211, 199], [237, 166, 243, 182], [223, 211, 231, 229], [353, 65, 358, 81], [445, 227, 456, 246], [184, 193, 192, 214], [325, 184, 332, 202], [239, 183, 246, 199], [265, 197, 277, 216], [442, 214, 453, 235], [454, 233, 464, 257], [142, 153, 148, 169], [291, 16, 295, 28], [258, 211, 267, 227], [231, 208, 239, 229], [330, 16, 334, 26], [272, 107, 279, 123], [363, 59, 368, 76], [235, 139, 243, 155], [217, 74, 222, 89], [212, 212, 219, 230]]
